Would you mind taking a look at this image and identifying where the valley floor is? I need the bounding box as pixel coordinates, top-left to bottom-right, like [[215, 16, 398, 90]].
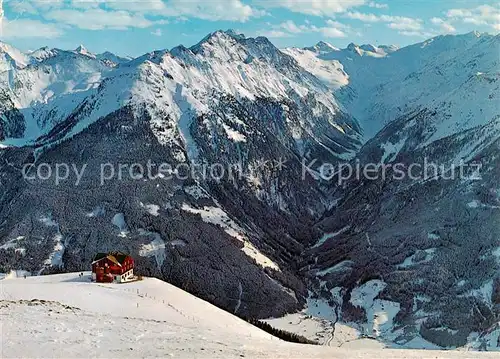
[[0, 273, 497, 358]]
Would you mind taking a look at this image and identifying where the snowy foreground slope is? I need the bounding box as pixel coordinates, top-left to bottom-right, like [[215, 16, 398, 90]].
[[0, 273, 496, 359]]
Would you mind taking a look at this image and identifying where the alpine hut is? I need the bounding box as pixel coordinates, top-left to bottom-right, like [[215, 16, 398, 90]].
[[91, 252, 134, 283]]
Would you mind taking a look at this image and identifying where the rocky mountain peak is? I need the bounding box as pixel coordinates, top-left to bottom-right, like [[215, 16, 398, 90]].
[[29, 47, 58, 62], [304, 41, 340, 54], [74, 44, 96, 59], [0, 41, 8, 52], [75, 44, 87, 53], [378, 44, 399, 54], [224, 29, 246, 41], [190, 29, 242, 54], [346, 42, 363, 55], [359, 44, 377, 53], [0, 41, 29, 70], [96, 51, 132, 65]]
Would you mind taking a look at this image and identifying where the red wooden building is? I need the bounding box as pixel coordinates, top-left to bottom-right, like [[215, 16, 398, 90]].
[[91, 252, 134, 283]]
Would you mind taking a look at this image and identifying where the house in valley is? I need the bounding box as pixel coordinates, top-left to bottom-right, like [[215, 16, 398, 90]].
[[91, 252, 134, 283]]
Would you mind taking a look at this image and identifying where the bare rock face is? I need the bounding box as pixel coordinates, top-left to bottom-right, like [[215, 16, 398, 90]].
[[0, 91, 25, 141]]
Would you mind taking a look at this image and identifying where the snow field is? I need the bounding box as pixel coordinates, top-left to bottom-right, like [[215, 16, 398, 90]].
[[2, 273, 497, 358]]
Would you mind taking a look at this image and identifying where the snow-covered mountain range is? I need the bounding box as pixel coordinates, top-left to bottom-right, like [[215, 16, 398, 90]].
[[5, 272, 498, 358], [285, 31, 499, 141], [0, 30, 498, 350]]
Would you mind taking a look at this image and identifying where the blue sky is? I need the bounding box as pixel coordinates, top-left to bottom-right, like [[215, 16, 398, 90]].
[[0, 0, 498, 56]]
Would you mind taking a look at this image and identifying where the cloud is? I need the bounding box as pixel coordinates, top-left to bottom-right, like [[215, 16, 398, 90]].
[[18, 0, 65, 11], [386, 17, 422, 31], [398, 30, 435, 38], [151, 28, 162, 37], [6, 0, 264, 34], [44, 8, 155, 30], [7, 0, 39, 15], [430, 17, 456, 33], [78, 0, 263, 22], [263, 19, 347, 38], [345, 9, 466, 35], [159, 0, 265, 22], [446, 8, 472, 18], [280, 20, 307, 33], [367, 2, 388, 9], [345, 11, 379, 22], [255, 0, 365, 16], [0, 18, 63, 39], [446, 4, 500, 31], [0, 0, 62, 38], [325, 19, 349, 29], [319, 26, 346, 38], [257, 30, 292, 38], [345, 11, 423, 31]]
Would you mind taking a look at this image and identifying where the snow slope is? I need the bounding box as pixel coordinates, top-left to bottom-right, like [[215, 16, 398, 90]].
[[286, 32, 499, 142], [282, 47, 349, 90], [281, 40, 397, 91], [1, 272, 497, 358], [0, 41, 30, 72]]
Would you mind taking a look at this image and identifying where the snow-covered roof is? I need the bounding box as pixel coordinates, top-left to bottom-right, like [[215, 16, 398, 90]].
[[91, 252, 131, 266]]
